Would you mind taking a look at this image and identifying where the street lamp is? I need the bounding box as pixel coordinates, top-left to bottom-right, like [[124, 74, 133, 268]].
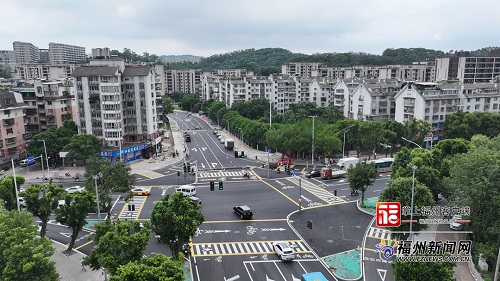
[[93, 172, 103, 223], [40, 140, 50, 177], [11, 159, 20, 211], [309, 116, 317, 165], [341, 125, 356, 158], [402, 137, 422, 149], [408, 163, 417, 241]]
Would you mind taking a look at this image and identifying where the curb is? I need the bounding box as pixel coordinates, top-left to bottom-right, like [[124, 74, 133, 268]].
[[356, 199, 376, 216]]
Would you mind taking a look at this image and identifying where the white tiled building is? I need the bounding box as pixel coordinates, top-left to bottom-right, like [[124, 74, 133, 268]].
[[13, 41, 40, 64], [48, 42, 86, 64]]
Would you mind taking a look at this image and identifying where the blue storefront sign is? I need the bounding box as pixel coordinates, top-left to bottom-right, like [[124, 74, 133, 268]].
[[100, 143, 148, 158]]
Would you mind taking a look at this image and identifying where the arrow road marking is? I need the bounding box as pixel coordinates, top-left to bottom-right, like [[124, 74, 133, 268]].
[[301, 195, 312, 202], [203, 230, 231, 234], [201, 163, 205, 169], [261, 228, 286, 232], [212, 163, 218, 168], [60, 232, 72, 238], [202, 147, 207, 151], [191, 148, 197, 152]]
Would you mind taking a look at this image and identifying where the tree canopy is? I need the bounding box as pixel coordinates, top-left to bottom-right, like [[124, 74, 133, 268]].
[[110, 254, 184, 281], [64, 133, 101, 162], [347, 161, 379, 205]]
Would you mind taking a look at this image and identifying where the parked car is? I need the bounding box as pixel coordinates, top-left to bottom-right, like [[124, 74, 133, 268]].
[[233, 205, 253, 219], [305, 170, 321, 178], [131, 187, 151, 196], [220, 138, 226, 144], [273, 241, 295, 261], [213, 130, 219, 135], [65, 186, 85, 194], [194, 125, 201, 130], [189, 196, 202, 205], [57, 200, 66, 208]]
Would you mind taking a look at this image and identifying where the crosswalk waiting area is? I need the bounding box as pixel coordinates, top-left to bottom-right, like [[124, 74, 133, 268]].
[[192, 240, 310, 256], [287, 178, 346, 205], [367, 227, 391, 240]]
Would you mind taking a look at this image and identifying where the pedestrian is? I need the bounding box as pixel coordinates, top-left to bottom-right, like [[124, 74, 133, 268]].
[[255, 155, 258, 160]]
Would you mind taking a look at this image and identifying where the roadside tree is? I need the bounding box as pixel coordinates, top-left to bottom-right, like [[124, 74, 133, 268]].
[[346, 161, 379, 206], [379, 177, 434, 240], [393, 258, 454, 281], [162, 96, 175, 114], [83, 220, 151, 275], [64, 134, 102, 163], [55, 190, 95, 254], [0, 211, 59, 281], [23, 183, 65, 238], [110, 254, 183, 281], [151, 192, 204, 259], [0, 175, 26, 211]]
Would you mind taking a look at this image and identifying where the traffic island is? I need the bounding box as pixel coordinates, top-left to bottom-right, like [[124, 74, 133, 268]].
[[323, 249, 362, 280], [357, 196, 378, 215]]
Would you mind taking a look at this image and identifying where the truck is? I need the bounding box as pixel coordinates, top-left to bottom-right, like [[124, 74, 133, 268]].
[[224, 139, 234, 150], [184, 132, 191, 142], [320, 157, 359, 180]]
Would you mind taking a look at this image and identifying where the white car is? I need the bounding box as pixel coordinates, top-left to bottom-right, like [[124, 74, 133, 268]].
[[57, 200, 66, 208], [220, 138, 226, 144], [65, 186, 85, 194], [18, 197, 27, 207], [273, 241, 295, 261], [450, 214, 463, 230]]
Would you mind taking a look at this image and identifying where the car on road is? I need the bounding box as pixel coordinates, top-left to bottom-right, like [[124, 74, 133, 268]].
[[273, 241, 295, 261], [18, 197, 26, 207], [189, 196, 202, 205], [65, 186, 85, 194], [305, 170, 321, 178], [194, 125, 201, 130], [233, 205, 253, 219], [131, 187, 151, 196], [450, 214, 463, 230], [213, 130, 218, 135], [220, 138, 225, 144], [57, 200, 66, 208]]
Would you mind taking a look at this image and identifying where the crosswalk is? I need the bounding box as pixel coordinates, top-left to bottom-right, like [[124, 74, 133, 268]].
[[287, 178, 346, 204], [367, 227, 391, 240], [198, 171, 253, 178], [192, 240, 311, 256], [118, 196, 147, 220], [134, 170, 165, 179]]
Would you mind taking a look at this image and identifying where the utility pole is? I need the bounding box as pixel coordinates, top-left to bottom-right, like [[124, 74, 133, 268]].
[[309, 116, 317, 165]]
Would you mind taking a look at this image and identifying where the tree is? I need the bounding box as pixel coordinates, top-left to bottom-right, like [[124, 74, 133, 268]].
[[379, 177, 434, 240], [151, 192, 204, 259], [55, 190, 95, 253], [347, 161, 379, 206], [23, 183, 65, 238], [443, 111, 481, 140], [83, 220, 151, 275], [62, 119, 78, 134], [110, 254, 184, 281], [0, 211, 59, 281], [162, 97, 175, 114], [64, 134, 101, 163], [0, 175, 26, 211], [392, 258, 454, 281], [84, 156, 135, 219]]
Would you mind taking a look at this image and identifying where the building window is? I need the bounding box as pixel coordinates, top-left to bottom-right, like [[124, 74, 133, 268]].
[[6, 128, 13, 135], [475, 105, 480, 109]]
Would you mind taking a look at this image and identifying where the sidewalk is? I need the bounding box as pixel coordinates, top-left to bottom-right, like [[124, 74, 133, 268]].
[[51, 241, 104, 281]]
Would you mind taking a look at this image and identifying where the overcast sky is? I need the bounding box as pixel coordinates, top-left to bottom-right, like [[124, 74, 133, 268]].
[[1, 0, 498, 58]]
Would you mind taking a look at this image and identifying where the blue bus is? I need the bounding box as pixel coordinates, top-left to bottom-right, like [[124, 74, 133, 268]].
[[301, 272, 329, 281]]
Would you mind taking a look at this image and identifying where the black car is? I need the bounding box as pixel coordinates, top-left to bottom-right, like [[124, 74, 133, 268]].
[[305, 170, 321, 178], [233, 205, 253, 219]]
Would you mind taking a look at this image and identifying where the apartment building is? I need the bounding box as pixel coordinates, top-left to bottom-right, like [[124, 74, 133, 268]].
[[0, 90, 28, 167], [13, 41, 40, 64], [49, 42, 86, 64], [10, 80, 76, 135], [15, 64, 77, 80], [350, 80, 400, 121], [282, 62, 324, 77], [435, 51, 500, 83], [165, 69, 202, 95], [72, 57, 159, 162], [39, 49, 49, 63], [0, 50, 17, 70]]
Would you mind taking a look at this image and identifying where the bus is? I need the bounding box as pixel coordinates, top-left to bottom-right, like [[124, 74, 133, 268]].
[[369, 157, 394, 173], [301, 272, 329, 281]]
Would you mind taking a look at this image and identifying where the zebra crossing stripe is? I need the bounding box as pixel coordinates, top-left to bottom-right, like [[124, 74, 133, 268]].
[[255, 243, 264, 252], [237, 243, 245, 253], [243, 243, 251, 253], [261, 243, 270, 252], [192, 241, 311, 256], [249, 243, 257, 252]]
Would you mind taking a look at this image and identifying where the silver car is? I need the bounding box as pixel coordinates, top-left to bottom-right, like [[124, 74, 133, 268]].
[[273, 241, 295, 261]]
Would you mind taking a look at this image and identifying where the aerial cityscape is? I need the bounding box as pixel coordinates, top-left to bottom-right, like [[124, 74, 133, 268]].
[[0, 1, 499, 281]]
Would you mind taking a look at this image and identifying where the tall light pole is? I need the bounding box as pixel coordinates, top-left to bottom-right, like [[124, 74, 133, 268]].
[[12, 159, 20, 211], [93, 172, 103, 223], [402, 137, 422, 149], [41, 140, 50, 177], [269, 100, 272, 128], [408, 163, 417, 241], [309, 116, 317, 165]]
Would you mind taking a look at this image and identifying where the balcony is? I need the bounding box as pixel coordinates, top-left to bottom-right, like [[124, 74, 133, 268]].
[[3, 119, 14, 126], [23, 133, 33, 140]]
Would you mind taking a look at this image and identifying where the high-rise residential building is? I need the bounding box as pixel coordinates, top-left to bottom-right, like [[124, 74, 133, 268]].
[[39, 49, 50, 63], [0, 90, 28, 168], [0, 50, 17, 72], [49, 42, 86, 64], [165, 69, 202, 95], [13, 41, 40, 64], [72, 56, 160, 162], [435, 51, 500, 83]]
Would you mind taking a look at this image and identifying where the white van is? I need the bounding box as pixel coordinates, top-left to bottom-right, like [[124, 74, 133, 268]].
[[175, 185, 196, 197]]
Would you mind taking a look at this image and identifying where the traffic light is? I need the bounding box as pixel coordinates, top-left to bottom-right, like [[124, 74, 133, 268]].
[[187, 162, 191, 171], [234, 151, 238, 158], [177, 171, 180, 177], [240, 151, 245, 158], [183, 163, 187, 172], [210, 181, 214, 191], [307, 220, 312, 229], [219, 181, 223, 190]]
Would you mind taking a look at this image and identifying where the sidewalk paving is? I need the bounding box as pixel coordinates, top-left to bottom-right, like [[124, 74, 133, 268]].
[[51, 241, 104, 281]]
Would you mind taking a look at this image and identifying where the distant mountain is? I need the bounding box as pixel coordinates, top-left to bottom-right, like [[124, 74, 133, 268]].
[[160, 55, 202, 63]]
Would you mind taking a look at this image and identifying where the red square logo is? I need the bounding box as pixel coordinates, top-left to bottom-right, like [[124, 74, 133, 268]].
[[376, 202, 401, 227]]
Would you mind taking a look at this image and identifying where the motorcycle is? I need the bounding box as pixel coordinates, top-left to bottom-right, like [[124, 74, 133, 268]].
[[65, 172, 71, 177], [350, 190, 359, 196]]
